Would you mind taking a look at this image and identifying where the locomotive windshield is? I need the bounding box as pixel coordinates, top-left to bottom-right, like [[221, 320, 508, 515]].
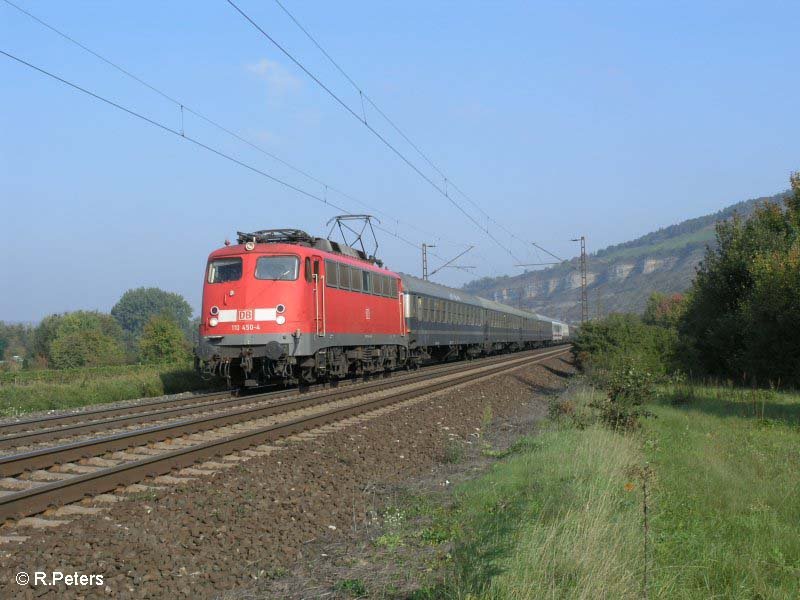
[[208, 258, 242, 283], [255, 255, 299, 281]]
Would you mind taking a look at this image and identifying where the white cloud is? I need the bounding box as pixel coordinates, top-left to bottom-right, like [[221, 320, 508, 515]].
[[246, 58, 301, 96]]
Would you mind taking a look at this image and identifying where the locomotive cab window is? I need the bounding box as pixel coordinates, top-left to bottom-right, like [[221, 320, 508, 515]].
[[208, 257, 242, 283], [255, 256, 299, 280]]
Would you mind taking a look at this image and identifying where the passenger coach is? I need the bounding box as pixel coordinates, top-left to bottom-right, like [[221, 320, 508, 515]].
[[401, 275, 562, 361]]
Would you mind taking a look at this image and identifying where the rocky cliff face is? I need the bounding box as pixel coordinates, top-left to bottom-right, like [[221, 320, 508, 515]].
[[462, 191, 787, 321]]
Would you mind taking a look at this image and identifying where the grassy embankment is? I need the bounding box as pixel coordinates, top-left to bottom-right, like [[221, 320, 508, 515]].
[[391, 382, 800, 599], [0, 363, 221, 417]]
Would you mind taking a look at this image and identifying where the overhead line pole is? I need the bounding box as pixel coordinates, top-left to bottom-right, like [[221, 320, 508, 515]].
[[571, 236, 588, 324], [422, 243, 434, 281]]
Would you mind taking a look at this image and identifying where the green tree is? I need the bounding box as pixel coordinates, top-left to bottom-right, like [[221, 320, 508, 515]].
[[33, 314, 64, 362], [138, 315, 192, 364], [111, 288, 193, 339], [34, 311, 127, 369], [679, 172, 800, 384]]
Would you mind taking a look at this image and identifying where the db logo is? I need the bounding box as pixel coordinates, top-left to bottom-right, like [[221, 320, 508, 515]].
[[238, 309, 253, 321]]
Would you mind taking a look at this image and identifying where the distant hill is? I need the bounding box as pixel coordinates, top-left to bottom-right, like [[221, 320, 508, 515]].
[[462, 191, 789, 322]]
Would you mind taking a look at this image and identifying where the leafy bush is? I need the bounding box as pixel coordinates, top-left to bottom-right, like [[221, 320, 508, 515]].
[[49, 329, 127, 369], [590, 362, 654, 430], [571, 313, 676, 376], [138, 315, 192, 364]]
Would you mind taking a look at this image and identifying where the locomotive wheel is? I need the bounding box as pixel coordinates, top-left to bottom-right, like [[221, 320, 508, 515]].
[[300, 366, 316, 384]]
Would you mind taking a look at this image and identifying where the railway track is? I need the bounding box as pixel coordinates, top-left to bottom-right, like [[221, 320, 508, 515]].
[[0, 347, 562, 451], [0, 345, 569, 522]]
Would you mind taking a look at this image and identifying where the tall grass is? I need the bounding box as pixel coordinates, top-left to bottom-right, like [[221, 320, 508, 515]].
[[431, 381, 800, 599], [445, 386, 646, 599], [0, 364, 220, 417]]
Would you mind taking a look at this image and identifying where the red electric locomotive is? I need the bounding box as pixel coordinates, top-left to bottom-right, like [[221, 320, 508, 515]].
[[196, 229, 408, 386]]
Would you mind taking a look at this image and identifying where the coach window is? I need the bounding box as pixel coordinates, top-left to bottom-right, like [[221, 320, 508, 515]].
[[325, 260, 339, 288], [208, 257, 242, 283]]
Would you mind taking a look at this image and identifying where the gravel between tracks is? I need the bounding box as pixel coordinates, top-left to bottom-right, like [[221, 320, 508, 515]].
[[1, 354, 574, 599]]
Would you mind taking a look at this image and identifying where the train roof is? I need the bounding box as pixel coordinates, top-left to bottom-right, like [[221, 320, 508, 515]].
[[399, 273, 559, 324], [208, 241, 397, 274]]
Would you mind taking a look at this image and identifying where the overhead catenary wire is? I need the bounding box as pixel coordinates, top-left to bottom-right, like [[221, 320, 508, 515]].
[[0, 48, 437, 257], [226, 0, 525, 264], [0, 0, 471, 260], [269, 0, 566, 265]]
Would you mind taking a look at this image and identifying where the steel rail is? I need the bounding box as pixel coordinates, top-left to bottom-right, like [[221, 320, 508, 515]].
[[0, 347, 569, 521], [0, 347, 567, 476], [0, 345, 567, 446], [0, 390, 233, 435]]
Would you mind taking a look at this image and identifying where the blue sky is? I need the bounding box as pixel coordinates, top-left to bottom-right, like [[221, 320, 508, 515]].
[[2, 0, 797, 322]]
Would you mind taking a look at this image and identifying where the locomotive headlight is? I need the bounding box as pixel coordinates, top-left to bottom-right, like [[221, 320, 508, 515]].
[[245, 241, 255, 251], [276, 315, 286, 325], [210, 306, 220, 316], [276, 304, 286, 314], [209, 317, 219, 327]]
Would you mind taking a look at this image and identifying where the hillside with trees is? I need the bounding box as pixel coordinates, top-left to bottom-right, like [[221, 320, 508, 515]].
[[463, 190, 788, 321]]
